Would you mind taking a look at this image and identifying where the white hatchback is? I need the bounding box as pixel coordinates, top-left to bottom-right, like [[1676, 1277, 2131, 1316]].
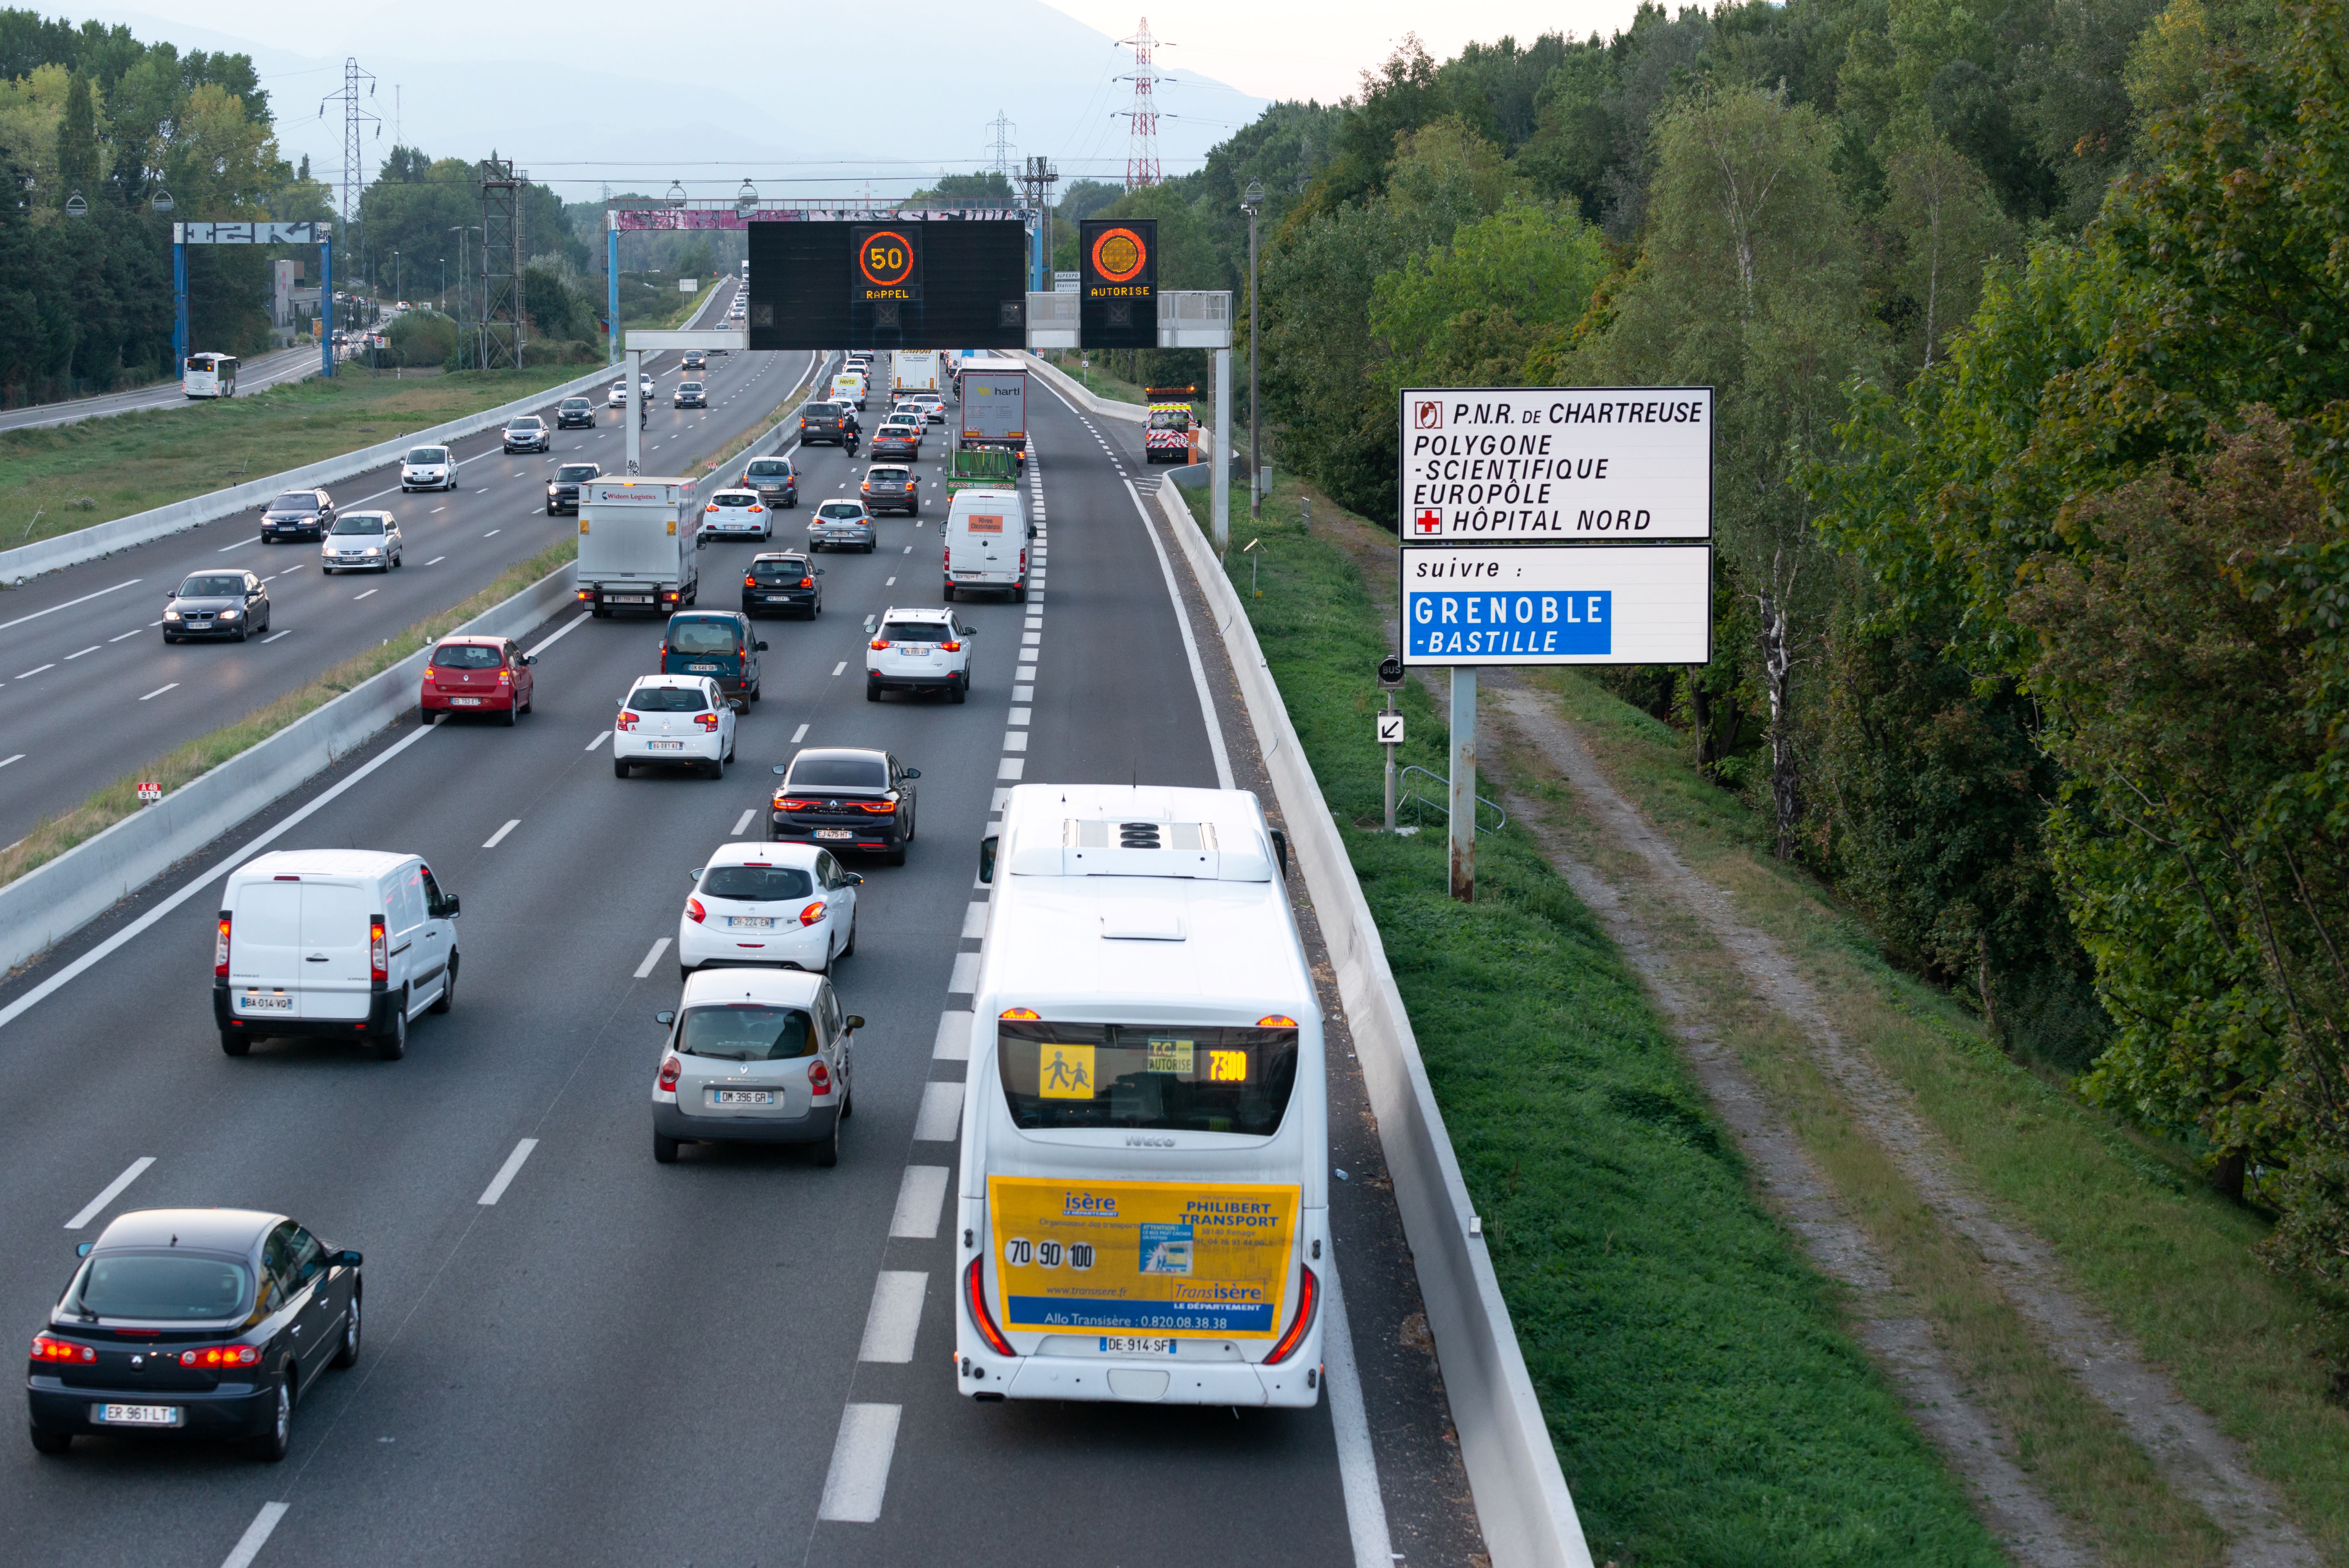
[[867, 607, 974, 703], [676, 842, 860, 979], [701, 487, 773, 541], [613, 675, 736, 779], [399, 445, 454, 491]]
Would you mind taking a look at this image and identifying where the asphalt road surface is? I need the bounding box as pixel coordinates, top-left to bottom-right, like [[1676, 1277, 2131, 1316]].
[[0, 277, 825, 848], [0, 345, 329, 435], [0, 376, 1486, 1567]]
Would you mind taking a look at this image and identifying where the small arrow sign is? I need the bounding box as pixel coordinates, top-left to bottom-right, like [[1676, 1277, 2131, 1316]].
[[1376, 712, 1405, 746]]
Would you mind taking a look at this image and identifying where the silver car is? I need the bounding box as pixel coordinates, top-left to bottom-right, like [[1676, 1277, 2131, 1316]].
[[807, 499, 875, 553], [322, 510, 403, 574], [501, 415, 550, 453], [650, 968, 861, 1166]]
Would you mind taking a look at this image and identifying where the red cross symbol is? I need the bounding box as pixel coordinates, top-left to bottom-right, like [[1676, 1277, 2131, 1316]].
[[1413, 508, 1443, 535]]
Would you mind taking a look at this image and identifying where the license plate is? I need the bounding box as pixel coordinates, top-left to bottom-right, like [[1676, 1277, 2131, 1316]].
[[814, 829, 854, 841], [610, 595, 652, 604], [763, 594, 793, 601], [689, 664, 719, 672], [240, 991, 293, 1011], [650, 740, 684, 751], [727, 916, 774, 929], [1100, 1337, 1177, 1356], [450, 697, 482, 706], [714, 1089, 774, 1106], [96, 1403, 181, 1426], [902, 644, 935, 655]]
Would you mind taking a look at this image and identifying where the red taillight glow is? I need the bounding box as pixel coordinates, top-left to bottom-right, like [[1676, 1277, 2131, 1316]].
[[497, 668, 511, 686], [657, 1055, 682, 1092], [798, 576, 813, 589], [748, 505, 764, 514], [940, 641, 960, 652], [177, 1345, 260, 1368], [696, 713, 719, 732], [965, 1258, 1014, 1356], [745, 575, 758, 588], [1258, 1016, 1299, 1027], [686, 897, 706, 924], [798, 900, 827, 928], [1000, 1007, 1041, 1021], [858, 801, 897, 814], [869, 638, 890, 650], [617, 711, 639, 731], [30, 1336, 95, 1364], [807, 1058, 832, 1095], [369, 917, 387, 982], [1265, 1265, 1320, 1364], [215, 914, 231, 979], [776, 797, 819, 810]]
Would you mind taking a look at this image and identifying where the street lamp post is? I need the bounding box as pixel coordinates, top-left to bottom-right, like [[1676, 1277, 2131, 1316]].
[[1240, 181, 1264, 519]]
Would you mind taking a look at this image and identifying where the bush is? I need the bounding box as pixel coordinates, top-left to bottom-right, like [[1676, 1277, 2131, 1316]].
[[386, 310, 456, 368]]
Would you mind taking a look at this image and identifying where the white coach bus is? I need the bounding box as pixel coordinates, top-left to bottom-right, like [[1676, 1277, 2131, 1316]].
[[183, 352, 238, 398], [955, 783, 1328, 1407]]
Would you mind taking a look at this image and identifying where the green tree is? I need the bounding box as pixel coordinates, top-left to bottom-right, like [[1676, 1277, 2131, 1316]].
[[52, 66, 92, 206], [1878, 133, 2013, 371], [1368, 199, 1608, 389]]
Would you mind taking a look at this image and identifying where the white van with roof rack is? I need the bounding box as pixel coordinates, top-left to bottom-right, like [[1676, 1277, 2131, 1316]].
[[954, 784, 1324, 1408]]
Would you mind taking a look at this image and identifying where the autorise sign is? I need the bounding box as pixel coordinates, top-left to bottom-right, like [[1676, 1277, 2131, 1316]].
[[1399, 386, 1713, 541]]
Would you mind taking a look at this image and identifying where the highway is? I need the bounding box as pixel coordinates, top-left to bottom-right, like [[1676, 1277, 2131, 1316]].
[[0, 373, 1487, 1566], [0, 345, 327, 435], [0, 276, 820, 849]]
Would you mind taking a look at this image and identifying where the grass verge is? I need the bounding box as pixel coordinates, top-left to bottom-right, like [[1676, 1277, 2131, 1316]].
[[0, 537, 577, 890], [1038, 349, 1148, 406], [1178, 482, 2002, 1566], [0, 366, 588, 554]]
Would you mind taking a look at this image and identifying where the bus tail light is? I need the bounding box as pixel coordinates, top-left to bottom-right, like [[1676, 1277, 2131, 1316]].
[[214, 915, 231, 978], [965, 1258, 1015, 1356], [369, 918, 387, 983], [1264, 1265, 1319, 1365]]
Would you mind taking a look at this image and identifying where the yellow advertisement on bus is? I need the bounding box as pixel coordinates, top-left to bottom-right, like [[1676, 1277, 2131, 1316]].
[[987, 1177, 1299, 1338]]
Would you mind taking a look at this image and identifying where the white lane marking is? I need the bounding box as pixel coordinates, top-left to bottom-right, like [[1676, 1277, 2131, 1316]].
[[790, 723, 810, 743], [108, 630, 142, 643], [858, 1272, 929, 1363], [933, 1009, 973, 1061], [425, 556, 446, 566], [476, 1138, 540, 1205], [524, 611, 591, 659], [279, 563, 303, 574], [634, 937, 671, 979], [1125, 480, 1237, 791], [0, 754, 21, 769], [1002, 731, 1028, 753], [137, 682, 178, 701], [483, 818, 520, 849], [961, 903, 989, 939], [885, 576, 895, 586], [1008, 707, 1032, 724], [484, 529, 500, 538], [731, 808, 755, 836], [1020, 631, 1040, 646], [996, 758, 1025, 781], [432, 506, 447, 514], [64, 644, 100, 660], [892, 1165, 951, 1238], [1324, 1255, 1398, 1568], [352, 589, 378, 601], [263, 630, 291, 644], [913, 1080, 963, 1141], [585, 730, 610, 751], [65, 1155, 155, 1229], [218, 1501, 290, 1568], [18, 663, 54, 678], [902, 545, 910, 554], [830, 661, 845, 677], [1013, 685, 1034, 701], [0, 702, 440, 1036], [216, 536, 258, 553], [816, 1403, 902, 1523]]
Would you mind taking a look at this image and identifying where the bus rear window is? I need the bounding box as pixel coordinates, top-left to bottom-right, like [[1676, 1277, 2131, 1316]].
[[996, 1021, 1297, 1135]]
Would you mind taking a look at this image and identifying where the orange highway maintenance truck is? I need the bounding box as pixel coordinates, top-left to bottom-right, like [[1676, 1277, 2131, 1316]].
[[1143, 386, 1197, 463]]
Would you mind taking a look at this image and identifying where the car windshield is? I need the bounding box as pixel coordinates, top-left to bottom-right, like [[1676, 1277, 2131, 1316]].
[[700, 864, 815, 901], [557, 465, 597, 482], [268, 493, 315, 512], [789, 755, 887, 788], [817, 503, 864, 521], [331, 514, 385, 534], [677, 1004, 816, 1061], [750, 559, 807, 582], [431, 644, 501, 669], [405, 449, 445, 464], [70, 1251, 253, 1321], [178, 575, 245, 597], [681, 381, 704, 391], [997, 1021, 1300, 1135], [806, 403, 840, 418], [746, 460, 792, 478], [629, 685, 709, 713], [712, 493, 755, 507], [561, 399, 590, 409], [667, 620, 738, 655], [509, 418, 542, 430]]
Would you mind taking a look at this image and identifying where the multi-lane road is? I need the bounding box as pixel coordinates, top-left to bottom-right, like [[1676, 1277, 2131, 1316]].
[[0, 277, 820, 848], [0, 345, 328, 435], [0, 367, 1488, 1565]]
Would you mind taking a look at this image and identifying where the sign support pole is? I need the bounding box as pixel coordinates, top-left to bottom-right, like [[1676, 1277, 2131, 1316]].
[[171, 236, 188, 387], [318, 241, 333, 378], [624, 347, 643, 476], [1384, 691, 1399, 833], [607, 223, 621, 366], [1449, 668, 1476, 903], [1211, 346, 1231, 554]]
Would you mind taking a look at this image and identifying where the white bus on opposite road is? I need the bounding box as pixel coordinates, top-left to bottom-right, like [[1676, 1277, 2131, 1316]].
[[956, 783, 1327, 1408], [183, 352, 238, 398]]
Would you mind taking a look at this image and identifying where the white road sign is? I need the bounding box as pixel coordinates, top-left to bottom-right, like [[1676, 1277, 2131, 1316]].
[[1398, 386, 1712, 543], [174, 221, 329, 245], [1376, 711, 1405, 746], [1401, 543, 1713, 666]]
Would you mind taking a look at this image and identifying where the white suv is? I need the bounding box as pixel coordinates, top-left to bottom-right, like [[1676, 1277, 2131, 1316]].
[[866, 607, 974, 703], [676, 842, 861, 979], [614, 675, 736, 779], [399, 445, 454, 491]]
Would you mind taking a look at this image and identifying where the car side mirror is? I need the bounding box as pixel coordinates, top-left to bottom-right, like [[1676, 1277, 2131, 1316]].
[[655, 1010, 676, 1027], [442, 894, 461, 918], [845, 872, 864, 886], [771, 765, 788, 776], [979, 834, 998, 884], [688, 868, 702, 882], [1269, 829, 1290, 881], [844, 1015, 865, 1032], [755, 641, 769, 651], [523, 654, 537, 665], [334, 1250, 363, 1267], [902, 767, 920, 779], [815, 568, 826, 576], [75, 1241, 93, 1258]]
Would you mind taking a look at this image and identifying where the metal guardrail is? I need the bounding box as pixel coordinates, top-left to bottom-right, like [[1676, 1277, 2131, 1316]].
[[1398, 765, 1506, 836]]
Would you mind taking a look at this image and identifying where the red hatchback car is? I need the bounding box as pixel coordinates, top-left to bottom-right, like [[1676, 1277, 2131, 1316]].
[[422, 635, 535, 724]]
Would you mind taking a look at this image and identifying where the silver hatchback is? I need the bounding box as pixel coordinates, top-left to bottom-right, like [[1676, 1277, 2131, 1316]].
[[807, 499, 875, 553], [650, 969, 862, 1166], [321, 510, 402, 573]]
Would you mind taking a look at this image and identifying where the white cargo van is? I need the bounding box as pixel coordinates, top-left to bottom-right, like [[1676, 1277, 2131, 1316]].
[[942, 488, 1031, 603], [213, 850, 461, 1061]]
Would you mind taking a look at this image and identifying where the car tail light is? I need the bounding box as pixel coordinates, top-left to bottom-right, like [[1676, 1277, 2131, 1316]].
[[497, 668, 512, 686], [705, 503, 719, 513], [369, 917, 387, 983], [696, 713, 719, 732], [31, 1336, 95, 1364], [177, 1345, 260, 1368], [657, 1055, 682, 1092], [799, 576, 813, 589], [776, 797, 819, 810], [214, 914, 231, 979], [617, 711, 639, 731], [686, 897, 706, 924], [798, 900, 827, 928], [941, 640, 960, 652], [858, 801, 897, 814], [748, 505, 764, 514], [807, 1058, 832, 1095], [869, 638, 890, 650], [744, 575, 759, 588], [1264, 1265, 1320, 1364], [576, 589, 594, 601], [965, 1258, 1015, 1356]]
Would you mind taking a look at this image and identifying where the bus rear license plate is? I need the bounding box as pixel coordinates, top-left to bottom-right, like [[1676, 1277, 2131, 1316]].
[[1100, 1337, 1176, 1356]]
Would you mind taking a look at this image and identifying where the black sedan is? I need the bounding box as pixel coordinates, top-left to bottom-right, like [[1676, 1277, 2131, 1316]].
[[162, 570, 271, 642], [769, 748, 919, 865], [547, 461, 601, 516], [555, 396, 597, 429], [742, 552, 823, 618], [27, 1208, 362, 1462], [260, 488, 333, 543]]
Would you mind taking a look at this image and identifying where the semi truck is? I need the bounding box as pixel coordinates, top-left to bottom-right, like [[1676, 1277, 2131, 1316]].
[[958, 356, 1028, 472], [891, 349, 942, 395], [575, 476, 703, 616]]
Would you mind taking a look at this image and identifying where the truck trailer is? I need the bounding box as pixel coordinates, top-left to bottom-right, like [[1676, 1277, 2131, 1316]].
[[576, 476, 703, 616], [957, 356, 1028, 472]]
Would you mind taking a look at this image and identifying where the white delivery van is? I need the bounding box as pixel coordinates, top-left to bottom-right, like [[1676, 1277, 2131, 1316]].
[[577, 475, 703, 616], [955, 784, 1324, 1408], [942, 488, 1031, 603], [213, 849, 462, 1061]]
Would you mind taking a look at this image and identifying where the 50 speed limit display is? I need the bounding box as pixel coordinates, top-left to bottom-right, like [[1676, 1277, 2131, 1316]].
[[851, 224, 921, 302]]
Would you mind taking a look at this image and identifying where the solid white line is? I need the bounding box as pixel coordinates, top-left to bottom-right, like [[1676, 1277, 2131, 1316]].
[[0, 718, 440, 1036], [932, 1009, 971, 1061], [137, 682, 177, 701], [585, 730, 610, 751], [218, 1501, 290, 1568], [816, 1403, 901, 1523], [476, 1138, 539, 1205], [482, 818, 520, 849], [912, 1080, 962, 1141], [65, 1155, 155, 1229], [1125, 480, 1236, 791], [961, 903, 989, 939], [891, 1166, 951, 1238], [1323, 1254, 1397, 1568], [858, 1271, 929, 1363], [524, 611, 592, 659], [634, 937, 671, 979]]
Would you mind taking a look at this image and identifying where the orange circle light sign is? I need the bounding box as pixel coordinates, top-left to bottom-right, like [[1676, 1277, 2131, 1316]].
[[1091, 227, 1148, 284], [859, 230, 916, 288]]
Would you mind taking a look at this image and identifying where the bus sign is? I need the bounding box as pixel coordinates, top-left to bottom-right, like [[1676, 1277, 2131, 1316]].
[[988, 1176, 1299, 1337]]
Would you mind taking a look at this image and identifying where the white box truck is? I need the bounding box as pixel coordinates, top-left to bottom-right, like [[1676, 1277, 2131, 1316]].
[[958, 356, 1027, 472], [892, 349, 942, 395], [576, 476, 703, 616]]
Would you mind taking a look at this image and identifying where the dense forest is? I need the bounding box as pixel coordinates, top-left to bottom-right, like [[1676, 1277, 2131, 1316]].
[[1083, 0, 2349, 1312]]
